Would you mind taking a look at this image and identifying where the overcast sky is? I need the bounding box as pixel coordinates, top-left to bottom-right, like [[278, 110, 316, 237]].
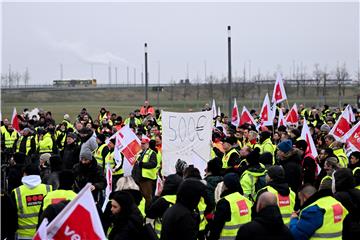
[[1, 1, 359, 85]]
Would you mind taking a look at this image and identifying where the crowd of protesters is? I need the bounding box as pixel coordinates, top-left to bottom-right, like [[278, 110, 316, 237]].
[[1, 100, 360, 240]]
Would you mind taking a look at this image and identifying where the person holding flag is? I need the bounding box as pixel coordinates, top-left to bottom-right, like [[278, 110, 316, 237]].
[[131, 138, 158, 209], [105, 138, 124, 191]]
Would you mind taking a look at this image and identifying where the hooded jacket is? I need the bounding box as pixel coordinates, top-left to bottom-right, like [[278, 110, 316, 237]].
[[236, 205, 293, 240], [160, 179, 206, 240], [280, 149, 303, 193]]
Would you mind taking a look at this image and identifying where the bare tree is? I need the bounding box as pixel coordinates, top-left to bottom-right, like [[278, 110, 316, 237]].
[[313, 64, 322, 96], [23, 67, 30, 87], [322, 66, 329, 100]]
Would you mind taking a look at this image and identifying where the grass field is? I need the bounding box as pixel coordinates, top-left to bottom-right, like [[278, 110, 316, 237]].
[[1, 84, 359, 122]]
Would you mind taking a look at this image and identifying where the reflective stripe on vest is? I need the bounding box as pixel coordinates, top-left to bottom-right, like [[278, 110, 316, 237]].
[[263, 186, 295, 225], [4, 130, 18, 148], [141, 149, 157, 180], [94, 143, 107, 167], [222, 148, 239, 169], [16, 136, 33, 155], [301, 196, 348, 240], [198, 197, 207, 231], [105, 151, 123, 175], [154, 195, 176, 237], [138, 197, 146, 218], [333, 148, 348, 168], [14, 184, 52, 237], [38, 133, 53, 153], [220, 192, 252, 239]]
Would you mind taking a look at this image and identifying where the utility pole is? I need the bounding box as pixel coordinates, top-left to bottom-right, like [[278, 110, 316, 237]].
[[144, 43, 148, 101], [227, 26, 232, 117]]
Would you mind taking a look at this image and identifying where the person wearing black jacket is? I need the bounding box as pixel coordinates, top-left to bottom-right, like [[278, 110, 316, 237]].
[[72, 147, 106, 202], [212, 136, 240, 170], [161, 179, 206, 240], [236, 192, 293, 240], [60, 133, 80, 170], [277, 140, 303, 193], [295, 140, 317, 186], [108, 191, 144, 240], [333, 168, 360, 239]]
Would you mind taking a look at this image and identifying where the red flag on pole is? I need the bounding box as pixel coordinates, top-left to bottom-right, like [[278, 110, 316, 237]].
[[278, 109, 286, 128], [231, 98, 240, 126], [329, 106, 352, 141], [11, 107, 20, 131], [272, 73, 287, 104], [260, 93, 273, 126], [285, 104, 298, 126], [240, 106, 256, 126], [301, 120, 318, 158], [342, 121, 360, 152], [46, 183, 106, 239]]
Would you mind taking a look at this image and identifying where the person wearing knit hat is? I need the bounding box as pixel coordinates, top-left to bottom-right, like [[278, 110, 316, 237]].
[[239, 147, 267, 200], [320, 124, 331, 134], [277, 139, 302, 194], [208, 173, 251, 240], [219, 136, 241, 169], [255, 165, 296, 225]]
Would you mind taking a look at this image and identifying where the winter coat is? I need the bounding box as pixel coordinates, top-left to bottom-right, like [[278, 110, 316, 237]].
[[60, 142, 80, 170], [72, 157, 106, 199], [204, 175, 223, 210], [289, 189, 334, 240], [280, 149, 303, 193], [236, 205, 293, 240], [108, 204, 144, 240], [160, 179, 206, 240]]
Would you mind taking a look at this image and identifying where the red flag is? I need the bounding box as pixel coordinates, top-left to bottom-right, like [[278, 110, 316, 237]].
[[301, 120, 318, 158], [46, 184, 106, 239], [260, 93, 273, 126], [285, 104, 298, 125], [329, 106, 352, 141], [231, 98, 240, 126], [240, 106, 256, 126], [33, 218, 48, 240], [272, 73, 287, 103], [342, 121, 360, 152], [278, 109, 286, 128], [154, 176, 164, 196], [11, 107, 20, 131], [115, 125, 141, 165], [102, 163, 113, 211]]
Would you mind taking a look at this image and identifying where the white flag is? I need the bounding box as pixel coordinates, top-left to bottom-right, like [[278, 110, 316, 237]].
[[33, 218, 48, 240], [102, 163, 113, 212], [231, 98, 240, 126], [301, 120, 318, 158], [211, 99, 217, 118], [272, 73, 287, 103], [46, 183, 106, 239]]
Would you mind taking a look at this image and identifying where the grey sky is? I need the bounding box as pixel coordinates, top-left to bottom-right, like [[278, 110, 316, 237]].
[[1, 1, 359, 85]]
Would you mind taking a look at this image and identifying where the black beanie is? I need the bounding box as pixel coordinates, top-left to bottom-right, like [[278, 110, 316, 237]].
[[334, 168, 355, 192], [58, 170, 75, 190], [295, 139, 308, 152], [109, 191, 134, 216], [267, 165, 285, 182]]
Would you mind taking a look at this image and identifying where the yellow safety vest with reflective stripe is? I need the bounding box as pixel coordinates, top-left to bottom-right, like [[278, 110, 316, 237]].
[[3, 129, 18, 149], [220, 192, 252, 239], [333, 148, 348, 168], [240, 168, 267, 200], [198, 197, 207, 231], [138, 197, 146, 217], [105, 151, 123, 175], [156, 151, 162, 173], [94, 143, 107, 167], [260, 138, 275, 165], [55, 130, 67, 151], [38, 133, 54, 153], [353, 167, 360, 189], [260, 185, 295, 225], [300, 196, 348, 240], [124, 117, 142, 127], [222, 148, 239, 169], [320, 175, 332, 186], [141, 149, 157, 180], [13, 183, 52, 238], [16, 135, 34, 156], [42, 189, 77, 211], [154, 195, 176, 238]]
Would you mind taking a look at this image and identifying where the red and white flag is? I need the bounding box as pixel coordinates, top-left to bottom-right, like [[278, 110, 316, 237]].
[[346, 105, 356, 123], [46, 183, 106, 240], [231, 98, 240, 126], [260, 93, 273, 126], [211, 99, 217, 118], [109, 125, 142, 166], [286, 104, 299, 126], [240, 106, 257, 126], [329, 106, 352, 141], [154, 176, 164, 196], [278, 109, 287, 128], [341, 121, 360, 152], [301, 120, 318, 158], [215, 120, 228, 136], [102, 163, 113, 211], [33, 218, 48, 240], [272, 73, 287, 104], [12, 107, 20, 132]]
